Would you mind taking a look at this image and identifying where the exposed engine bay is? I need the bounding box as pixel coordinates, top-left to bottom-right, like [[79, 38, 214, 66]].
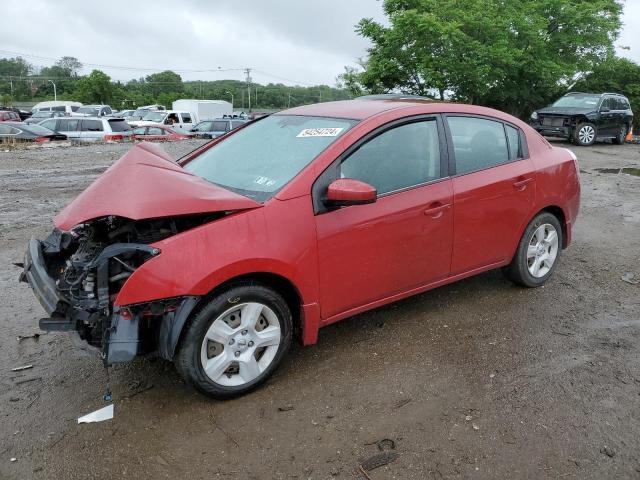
[[22, 214, 217, 363]]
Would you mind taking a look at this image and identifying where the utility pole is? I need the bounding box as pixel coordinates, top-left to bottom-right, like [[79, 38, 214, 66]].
[[48, 80, 57, 101], [244, 68, 252, 112], [225, 91, 234, 109]]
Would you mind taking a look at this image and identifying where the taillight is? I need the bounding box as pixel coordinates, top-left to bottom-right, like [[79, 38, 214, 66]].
[[34, 137, 50, 143], [104, 134, 124, 141]]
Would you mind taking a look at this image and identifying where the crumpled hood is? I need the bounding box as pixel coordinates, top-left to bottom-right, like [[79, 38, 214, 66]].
[[536, 106, 596, 116], [54, 142, 261, 230]]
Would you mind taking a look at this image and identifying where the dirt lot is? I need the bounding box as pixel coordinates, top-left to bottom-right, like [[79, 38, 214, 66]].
[[0, 138, 639, 479]]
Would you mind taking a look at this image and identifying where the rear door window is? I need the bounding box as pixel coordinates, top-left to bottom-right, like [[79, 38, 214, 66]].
[[82, 120, 104, 132], [505, 125, 524, 160], [447, 116, 510, 175], [148, 127, 165, 135], [212, 120, 229, 132], [108, 119, 131, 132], [132, 127, 147, 135], [181, 113, 192, 123]]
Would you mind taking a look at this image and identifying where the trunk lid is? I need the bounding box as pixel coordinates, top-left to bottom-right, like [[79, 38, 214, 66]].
[[54, 142, 261, 230]]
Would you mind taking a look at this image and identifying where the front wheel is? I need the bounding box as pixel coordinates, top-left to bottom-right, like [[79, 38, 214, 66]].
[[574, 122, 597, 146], [175, 283, 292, 399], [503, 212, 563, 288]]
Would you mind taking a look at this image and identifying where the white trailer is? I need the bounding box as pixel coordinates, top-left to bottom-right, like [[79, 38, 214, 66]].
[[171, 100, 233, 123]]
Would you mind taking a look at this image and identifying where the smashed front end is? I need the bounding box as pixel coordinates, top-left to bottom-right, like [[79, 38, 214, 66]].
[[20, 215, 212, 365]]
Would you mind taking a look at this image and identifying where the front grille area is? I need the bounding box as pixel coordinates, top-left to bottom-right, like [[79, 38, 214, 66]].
[[541, 116, 566, 127]]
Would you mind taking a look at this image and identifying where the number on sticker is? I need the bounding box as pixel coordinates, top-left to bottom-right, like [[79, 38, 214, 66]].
[[297, 128, 344, 138]]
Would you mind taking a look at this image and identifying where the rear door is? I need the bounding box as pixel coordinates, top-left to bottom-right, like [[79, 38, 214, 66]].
[[446, 115, 535, 274], [598, 96, 616, 136], [315, 116, 453, 319]]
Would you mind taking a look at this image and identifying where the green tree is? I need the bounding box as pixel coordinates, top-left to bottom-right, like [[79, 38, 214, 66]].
[[74, 70, 113, 103], [145, 70, 183, 96], [573, 56, 640, 131], [55, 56, 83, 77], [347, 0, 623, 117]]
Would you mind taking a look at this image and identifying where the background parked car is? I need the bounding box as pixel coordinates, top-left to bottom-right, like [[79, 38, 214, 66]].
[[31, 101, 82, 115], [0, 106, 32, 121], [0, 110, 22, 122], [38, 117, 132, 142], [128, 110, 195, 133], [131, 125, 193, 141], [530, 92, 634, 146], [23, 111, 67, 124], [0, 122, 67, 142], [190, 117, 248, 138], [72, 104, 114, 117]]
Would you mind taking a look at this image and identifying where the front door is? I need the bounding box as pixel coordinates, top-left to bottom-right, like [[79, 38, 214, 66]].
[[315, 118, 454, 319], [445, 115, 536, 274]]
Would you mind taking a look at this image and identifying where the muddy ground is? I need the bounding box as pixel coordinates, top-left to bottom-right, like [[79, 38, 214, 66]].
[[0, 138, 639, 480]]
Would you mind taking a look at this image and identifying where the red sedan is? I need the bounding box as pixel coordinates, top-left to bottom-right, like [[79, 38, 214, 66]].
[[22, 96, 580, 398], [131, 125, 192, 141]]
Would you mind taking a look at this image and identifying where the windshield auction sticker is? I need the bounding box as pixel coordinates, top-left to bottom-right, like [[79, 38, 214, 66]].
[[297, 127, 344, 138]]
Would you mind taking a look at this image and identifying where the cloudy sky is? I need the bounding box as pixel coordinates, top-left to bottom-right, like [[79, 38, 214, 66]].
[[0, 0, 638, 86]]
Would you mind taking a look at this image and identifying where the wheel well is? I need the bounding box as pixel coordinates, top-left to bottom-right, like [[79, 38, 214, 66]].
[[540, 206, 568, 248], [212, 273, 303, 340]]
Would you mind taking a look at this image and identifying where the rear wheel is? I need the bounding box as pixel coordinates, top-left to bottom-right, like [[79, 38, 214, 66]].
[[503, 212, 563, 288], [612, 124, 627, 145], [574, 122, 597, 146], [175, 283, 292, 399]]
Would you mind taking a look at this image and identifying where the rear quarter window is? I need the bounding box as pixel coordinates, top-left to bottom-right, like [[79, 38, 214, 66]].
[[82, 120, 104, 132], [181, 113, 192, 123], [108, 120, 131, 132]]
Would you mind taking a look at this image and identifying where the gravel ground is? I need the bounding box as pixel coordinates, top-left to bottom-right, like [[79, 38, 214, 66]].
[[0, 139, 639, 479]]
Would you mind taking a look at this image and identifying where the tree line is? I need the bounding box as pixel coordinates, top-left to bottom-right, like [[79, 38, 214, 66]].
[[0, 57, 352, 110], [339, 0, 639, 129]]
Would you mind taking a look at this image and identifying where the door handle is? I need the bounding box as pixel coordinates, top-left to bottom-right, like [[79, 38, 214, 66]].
[[513, 178, 533, 191], [424, 202, 450, 219]]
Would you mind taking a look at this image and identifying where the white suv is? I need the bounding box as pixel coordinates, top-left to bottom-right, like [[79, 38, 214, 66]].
[[38, 117, 132, 142]]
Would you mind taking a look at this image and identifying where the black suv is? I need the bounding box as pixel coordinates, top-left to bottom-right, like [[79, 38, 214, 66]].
[[530, 92, 633, 146]]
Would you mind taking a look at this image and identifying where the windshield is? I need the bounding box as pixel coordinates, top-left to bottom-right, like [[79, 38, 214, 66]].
[[77, 107, 100, 115], [552, 95, 601, 108], [184, 115, 357, 201], [142, 111, 166, 122]]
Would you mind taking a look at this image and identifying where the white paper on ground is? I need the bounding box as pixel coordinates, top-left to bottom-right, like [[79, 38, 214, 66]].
[[77, 404, 114, 424]]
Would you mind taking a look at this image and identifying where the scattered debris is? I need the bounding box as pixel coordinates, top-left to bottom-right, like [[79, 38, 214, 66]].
[[10, 458, 17, 462], [16, 333, 41, 341], [11, 364, 33, 372], [78, 404, 114, 424], [14, 377, 41, 386], [465, 415, 473, 421], [377, 439, 395, 451], [393, 398, 412, 409], [472, 423, 480, 431], [621, 272, 639, 285], [155, 455, 169, 467], [278, 405, 294, 412], [489, 372, 496, 378], [9, 397, 20, 402], [358, 437, 399, 476], [600, 445, 616, 458], [359, 452, 399, 473]]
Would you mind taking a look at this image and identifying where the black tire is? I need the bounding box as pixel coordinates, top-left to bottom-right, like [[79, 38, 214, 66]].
[[573, 122, 597, 146], [612, 124, 627, 145], [503, 212, 563, 288], [175, 282, 292, 399]]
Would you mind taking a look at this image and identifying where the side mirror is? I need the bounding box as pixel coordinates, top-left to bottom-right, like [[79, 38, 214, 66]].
[[325, 178, 377, 207]]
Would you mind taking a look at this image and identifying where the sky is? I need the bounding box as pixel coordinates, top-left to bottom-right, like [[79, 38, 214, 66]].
[[0, 0, 638, 87]]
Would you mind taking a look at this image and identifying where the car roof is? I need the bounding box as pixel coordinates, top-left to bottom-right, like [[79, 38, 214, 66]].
[[565, 92, 627, 98]]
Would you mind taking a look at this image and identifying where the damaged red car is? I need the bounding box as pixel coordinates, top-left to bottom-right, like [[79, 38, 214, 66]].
[[21, 96, 580, 398]]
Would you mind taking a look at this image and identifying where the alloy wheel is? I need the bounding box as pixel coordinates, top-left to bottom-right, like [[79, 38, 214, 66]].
[[527, 223, 559, 278], [200, 302, 281, 386], [578, 125, 595, 145]]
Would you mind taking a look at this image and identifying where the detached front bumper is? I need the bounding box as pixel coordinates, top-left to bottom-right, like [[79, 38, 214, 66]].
[[21, 235, 199, 365], [22, 238, 67, 319]]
